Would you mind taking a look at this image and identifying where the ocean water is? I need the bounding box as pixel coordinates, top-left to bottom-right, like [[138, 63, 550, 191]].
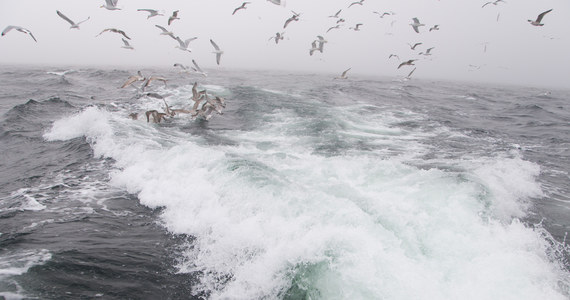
[[0, 66, 569, 299]]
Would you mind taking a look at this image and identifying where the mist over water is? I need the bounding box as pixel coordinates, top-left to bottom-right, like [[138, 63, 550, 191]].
[[1, 67, 569, 299]]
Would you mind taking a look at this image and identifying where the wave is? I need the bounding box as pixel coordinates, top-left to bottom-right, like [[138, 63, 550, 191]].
[[43, 102, 570, 299]]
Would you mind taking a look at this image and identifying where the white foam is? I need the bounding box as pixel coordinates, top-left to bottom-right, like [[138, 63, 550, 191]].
[[43, 98, 569, 299]]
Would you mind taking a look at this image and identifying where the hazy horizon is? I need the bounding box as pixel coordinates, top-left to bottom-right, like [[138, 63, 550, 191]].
[[1, 0, 568, 89]]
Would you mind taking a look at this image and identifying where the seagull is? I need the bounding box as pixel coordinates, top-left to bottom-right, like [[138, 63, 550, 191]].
[[348, 0, 364, 8], [326, 25, 341, 33], [373, 11, 391, 18], [336, 18, 346, 24], [405, 67, 417, 80], [233, 2, 251, 15], [528, 9, 553, 26], [429, 24, 439, 32], [283, 12, 300, 29], [56, 11, 90, 29], [408, 42, 422, 50], [121, 38, 134, 50], [96, 28, 130, 40], [269, 32, 285, 44], [349, 23, 363, 31], [410, 18, 425, 33], [137, 9, 163, 19], [388, 54, 400, 60], [482, 0, 505, 8], [168, 10, 180, 25], [419, 47, 434, 56], [100, 0, 120, 10], [309, 41, 319, 56], [173, 63, 190, 73], [142, 76, 168, 91], [334, 68, 351, 79], [397, 59, 417, 69], [145, 110, 168, 123], [121, 71, 145, 88], [329, 9, 342, 18], [155, 25, 175, 39], [192, 59, 208, 77], [175, 36, 197, 52], [1, 26, 37, 42], [210, 39, 224, 65]]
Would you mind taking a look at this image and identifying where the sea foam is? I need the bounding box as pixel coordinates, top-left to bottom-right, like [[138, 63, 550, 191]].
[[43, 98, 569, 299]]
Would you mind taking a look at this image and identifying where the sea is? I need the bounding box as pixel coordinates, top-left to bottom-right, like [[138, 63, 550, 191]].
[[0, 65, 569, 300]]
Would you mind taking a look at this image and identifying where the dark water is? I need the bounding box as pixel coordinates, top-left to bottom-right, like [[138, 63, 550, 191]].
[[0, 66, 569, 299]]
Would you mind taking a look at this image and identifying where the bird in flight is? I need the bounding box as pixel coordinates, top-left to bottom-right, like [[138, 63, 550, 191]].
[[528, 9, 553, 26], [233, 2, 251, 15], [168, 10, 180, 25], [100, 0, 120, 10], [334, 68, 351, 79], [210, 39, 224, 65], [410, 18, 425, 33], [137, 9, 163, 19], [2, 25, 37, 42], [96, 28, 131, 40], [56, 11, 90, 29]]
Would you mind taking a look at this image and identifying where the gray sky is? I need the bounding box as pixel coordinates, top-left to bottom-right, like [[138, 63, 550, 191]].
[[0, 0, 568, 88]]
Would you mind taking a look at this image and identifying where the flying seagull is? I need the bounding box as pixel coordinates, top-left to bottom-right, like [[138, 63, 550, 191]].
[[121, 71, 145, 88], [96, 28, 130, 40], [482, 0, 505, 8], [121, 38, 134, 50], [389, 54, 400, 60], [528, 9, 553, 26], [397, 59, 417, 69], [233, 2, 251, 15], [283, 11, 300, 29], [334, 68, 351, 79], [329, 9, 342, 18], [309, 41, 319, 56], [155, 25, 175, 39], [373, 11, 391, 18], [327, 25, 341, 33], [142, 76, 167, 91], [137, 9, 163, 19], [349, 23, 363, 31], [168, 10, 180, 25], [410, 18, 425, 33], [210, 39, 224, 65], [1, 25, 37, 42], [175, 36, 197, 52], [192, 59, 208, 77], [429, 25, 439, 32], [173, 63, 190, 73], [408, 42, 422, 50], [405, 67, 417, 80], [100, 0, 120, 10], [419, 47, 434, 56], [269, 32, 285, 44], [56, 10, 90, 29], [348, 0, 364, 8]]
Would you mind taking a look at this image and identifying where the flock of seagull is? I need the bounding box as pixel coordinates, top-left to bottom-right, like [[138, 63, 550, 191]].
[[0, 0, 557, 122]]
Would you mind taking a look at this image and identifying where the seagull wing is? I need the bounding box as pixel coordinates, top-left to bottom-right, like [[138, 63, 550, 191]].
[[192, 59, 204, 73], [116, 29, 130, 40], [121, 38, 130, 47], [56, 11, 75, 26], [341, 68, 351, 77], [210, 39, 220, 50], [215, 53, 221, 65], [2, 25, 16, 36], [76, 17, 90, 26], [155, 25, 168, 33], [536, 9, 553, 23]]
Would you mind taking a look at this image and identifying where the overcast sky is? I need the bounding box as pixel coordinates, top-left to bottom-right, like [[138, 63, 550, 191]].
[[0, 0, 568, 88]]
